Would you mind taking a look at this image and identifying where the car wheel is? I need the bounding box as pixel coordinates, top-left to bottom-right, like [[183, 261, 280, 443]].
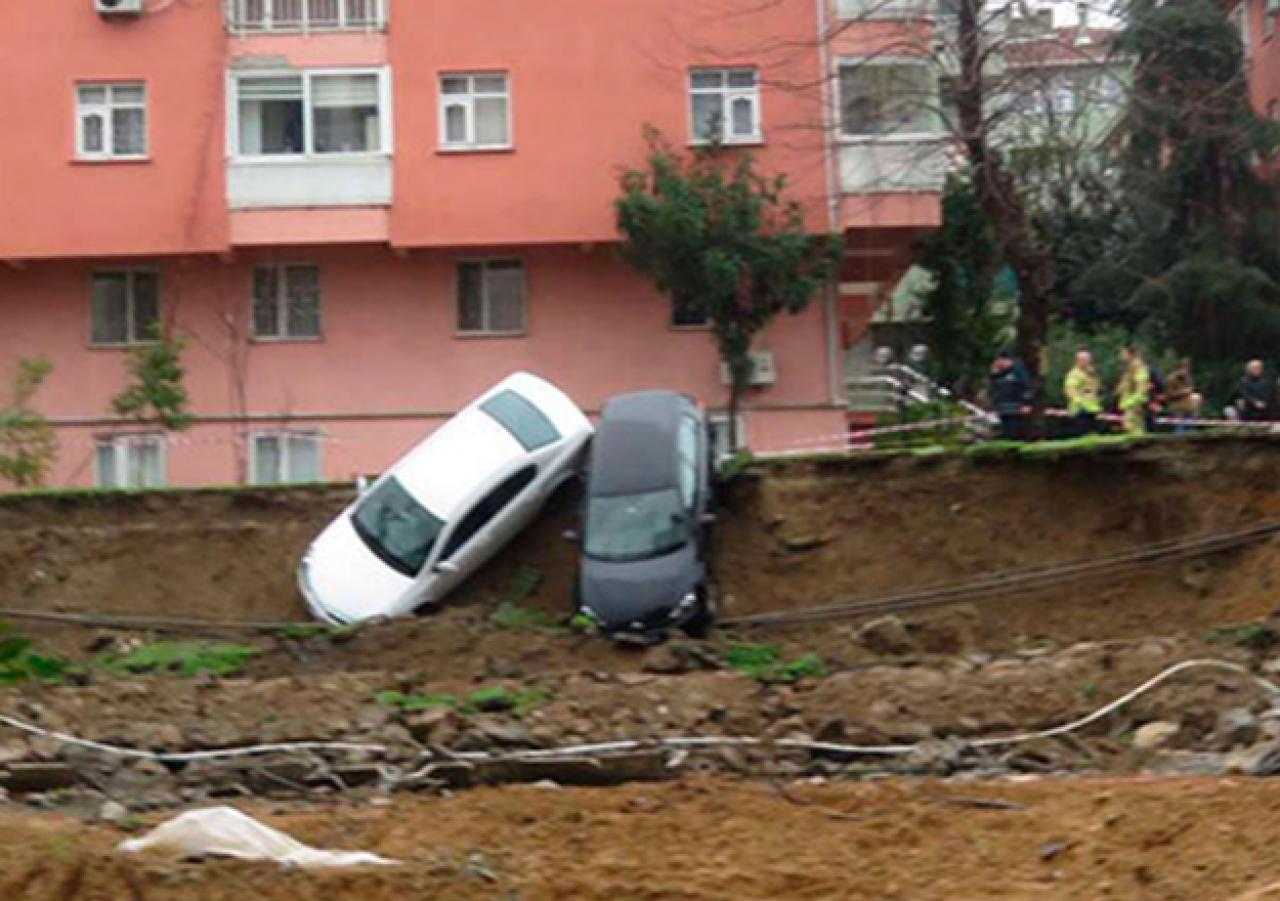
[[682, 584, 717, 639]]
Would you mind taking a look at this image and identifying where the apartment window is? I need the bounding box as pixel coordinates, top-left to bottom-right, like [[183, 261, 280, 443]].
[[1267, 0, 1278, 38], [95, 434, 166, 489], [90, 271, 159, 346], [227, 0, 386, 32], [839, 62, 938, 137], [234, 70, 386, 157], [672, 296, 710, 328], [251, 432, 322, 484], [252, 265, 321, 340], [1269, 99, 1278, 120], [457, 260, 525, 335], [690, 68, 761, 144], [439, 74, 511, 150], [76, 83, 147, 160]]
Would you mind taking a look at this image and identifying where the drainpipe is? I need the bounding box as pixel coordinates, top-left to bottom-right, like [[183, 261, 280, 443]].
[[815, 0, 845, 406]]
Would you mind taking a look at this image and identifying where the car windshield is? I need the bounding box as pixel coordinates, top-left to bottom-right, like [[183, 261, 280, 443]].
[[584, 488, 689, 562], [350, 476, 444, 577]]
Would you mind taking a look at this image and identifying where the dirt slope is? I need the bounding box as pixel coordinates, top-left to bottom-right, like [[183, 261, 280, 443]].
[[4, 437, 1279, 652]]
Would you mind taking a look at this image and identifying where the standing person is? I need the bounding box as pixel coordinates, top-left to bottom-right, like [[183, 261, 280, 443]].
[[1165, 359, 1198, 431], [1237, 359, 1272, 422], [1064, 349, 1102, 435], [990, 350, 1030, 441], [1117, 345, 1151, 435]]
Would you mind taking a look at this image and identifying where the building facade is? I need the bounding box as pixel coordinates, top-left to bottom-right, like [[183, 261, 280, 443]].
[[0, 0, 943, 488]]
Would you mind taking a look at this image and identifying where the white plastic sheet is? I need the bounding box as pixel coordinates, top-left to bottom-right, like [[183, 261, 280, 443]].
[[117, 806, 399, 869]]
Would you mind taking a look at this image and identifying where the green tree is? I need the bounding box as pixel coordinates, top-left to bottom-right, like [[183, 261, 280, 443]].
[[916, 174, 1011, 398], [1104, 0, 1280, 371], [0, 357, 57, 489], [112, 325, 193, 431], [615, 130, 841, 448]]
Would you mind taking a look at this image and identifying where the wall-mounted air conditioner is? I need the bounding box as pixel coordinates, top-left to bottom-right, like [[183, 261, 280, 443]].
[[720, 351, 778, 387], [96, 0, 145, 17]]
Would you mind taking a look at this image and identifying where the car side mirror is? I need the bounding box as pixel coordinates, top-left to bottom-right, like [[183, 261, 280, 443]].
[[562, 529, 581, 544], [434, 560, 460, 575]]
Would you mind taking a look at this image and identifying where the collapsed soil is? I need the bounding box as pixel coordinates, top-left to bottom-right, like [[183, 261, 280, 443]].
[[7, 776, 1280, 900], [5, 436, 1280, 657], [3, 437, 1280, 898]]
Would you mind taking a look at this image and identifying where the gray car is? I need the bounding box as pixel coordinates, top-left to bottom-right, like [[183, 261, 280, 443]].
[[572, 390, 716, 639]]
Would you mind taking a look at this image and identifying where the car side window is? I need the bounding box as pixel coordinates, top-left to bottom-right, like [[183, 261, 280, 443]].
[[441, 465, 537, 559], [677, 415, 699, 509]]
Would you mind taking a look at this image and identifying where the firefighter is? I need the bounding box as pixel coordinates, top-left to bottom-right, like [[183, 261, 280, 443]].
[[1063, 349, 1102, 435], [1117, 345, 1151, 435]]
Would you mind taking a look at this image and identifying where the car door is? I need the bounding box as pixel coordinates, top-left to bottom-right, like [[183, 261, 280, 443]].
[[432, 464, 539, 592]]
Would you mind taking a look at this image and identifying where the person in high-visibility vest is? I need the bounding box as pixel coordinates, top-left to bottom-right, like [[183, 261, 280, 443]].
[[1117, 345, 1151, 435], [1063, 349, 1101, 435]]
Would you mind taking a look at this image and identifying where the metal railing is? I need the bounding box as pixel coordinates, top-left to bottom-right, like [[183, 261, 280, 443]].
[[846, 363, 990, 420], [225, 0, 386, 32]]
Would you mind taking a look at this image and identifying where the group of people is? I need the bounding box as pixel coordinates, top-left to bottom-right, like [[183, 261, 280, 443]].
[[988, 347, 1201, 440]]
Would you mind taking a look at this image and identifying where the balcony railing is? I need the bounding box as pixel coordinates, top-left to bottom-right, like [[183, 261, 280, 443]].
[[834, 0, 937, 21], [225, 0, 387, 33], [839, 137, 949, 193]]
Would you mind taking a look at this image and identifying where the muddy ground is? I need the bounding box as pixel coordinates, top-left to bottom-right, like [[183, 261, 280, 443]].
[[4, 436, 1280, 897], [8, 776, 1280, 900]]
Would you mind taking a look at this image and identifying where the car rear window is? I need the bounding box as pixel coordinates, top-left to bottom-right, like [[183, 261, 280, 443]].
[[480, 390, 561, 451]]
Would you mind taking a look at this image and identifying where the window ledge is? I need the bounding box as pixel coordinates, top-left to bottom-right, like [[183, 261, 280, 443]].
[[453, 330, 527, 340], [71, 157, 152, 166], [436, 145, 515, 155], [670, 323, 713, 332], [88, 338, 160, 351], [229, 153, 392, 165], [838, 134, 944, 145], [688, 138, 765, 149], [249, 336, 325, 345]]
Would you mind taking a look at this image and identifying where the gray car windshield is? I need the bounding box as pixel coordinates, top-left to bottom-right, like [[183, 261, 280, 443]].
[[350, 476, 444, 577], [585, 488, 689, 562]]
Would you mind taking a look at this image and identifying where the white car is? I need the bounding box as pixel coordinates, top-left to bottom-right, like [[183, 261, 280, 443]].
[[299, 373, 592, 624]]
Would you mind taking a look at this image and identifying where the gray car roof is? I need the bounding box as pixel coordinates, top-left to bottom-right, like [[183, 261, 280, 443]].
[[589, 391, 696, 496]]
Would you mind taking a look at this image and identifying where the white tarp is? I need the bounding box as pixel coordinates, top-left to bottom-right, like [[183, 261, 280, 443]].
[[117, 806, 399, 870]]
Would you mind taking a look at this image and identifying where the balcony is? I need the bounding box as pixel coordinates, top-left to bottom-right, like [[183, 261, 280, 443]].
[[834, 0, 937, 21], [224, 0, 386, 33], [839, 137, 948, 193]]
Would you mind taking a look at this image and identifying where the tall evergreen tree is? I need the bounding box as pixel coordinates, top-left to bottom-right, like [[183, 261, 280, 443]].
[[1107, 0, 1280, 385]]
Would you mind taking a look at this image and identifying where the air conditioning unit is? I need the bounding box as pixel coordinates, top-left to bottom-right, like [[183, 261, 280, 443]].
[[96, 0, 144, 16], [720, 351, 778, 387]]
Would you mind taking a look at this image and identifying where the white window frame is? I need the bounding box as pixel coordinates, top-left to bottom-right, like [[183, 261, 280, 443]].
[[836, 56, 941, 143], [437, 72, 513, 152], [89, 269, 160, 348], [94, 434, 167, 489], [455, 258, 527, 337], [688, 67, 763, 146], [251, 263, 323, 341], [225, 0, 388, 33], [75, 82, 148, 161], [249, 430, 323, 485], [227, 67, 393, 161], [1266, 0, 1277, 38], [708, 413, 746, 460]]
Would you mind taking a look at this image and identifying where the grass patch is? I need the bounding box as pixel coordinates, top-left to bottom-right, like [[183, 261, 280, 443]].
[[489, 603, 556, 631], [723, 643, 826, 683], [99, 640, 259, 678], [0, 624, 67, 685], [274, 622, 360, 642], [376, 685, 550, 717], [1206, 622, 1278, 651], [375, 690, 458, 712]]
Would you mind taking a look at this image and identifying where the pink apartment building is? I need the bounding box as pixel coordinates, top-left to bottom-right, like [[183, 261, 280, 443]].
[[0, 0, 942, 489]]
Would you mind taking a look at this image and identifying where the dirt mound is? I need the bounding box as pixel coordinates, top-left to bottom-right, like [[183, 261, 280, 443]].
[[6, 775, 1280, 900]]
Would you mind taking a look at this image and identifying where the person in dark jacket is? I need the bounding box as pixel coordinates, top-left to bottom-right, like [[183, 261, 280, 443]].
[[1237, 360, 1273, 422], [990, 350, 1030, 441]]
